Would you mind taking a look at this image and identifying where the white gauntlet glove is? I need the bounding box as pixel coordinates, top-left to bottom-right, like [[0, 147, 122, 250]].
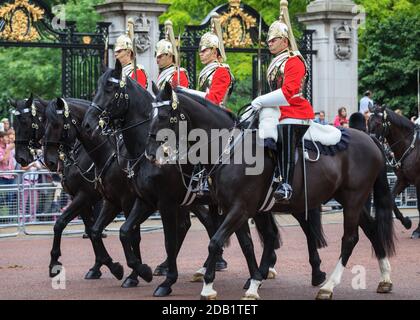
[[251, 88, 290, 111]]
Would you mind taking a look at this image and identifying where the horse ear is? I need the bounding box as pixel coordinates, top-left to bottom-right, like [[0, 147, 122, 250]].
[[25, 93, 34, 108], [56, 97, 65, 109], [379, 104, 386, 112], [152, 81, 159, 95], [114, 60, 122, 78], [163, 81, 172, 99]]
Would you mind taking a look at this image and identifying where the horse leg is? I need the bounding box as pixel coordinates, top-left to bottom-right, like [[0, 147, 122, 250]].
[[201, 206, 250, 300], [391, 178, 412, 230], [79, 205, 104, 280], [411, 185, 420, 238], [121, 222, 142, 288], [153, 205, 188, 297], [154, 208, 192, 277], [294, 209, 327, 287], [317, 200, 362, 300], [90, 200, 124, 280], [359, 212, 393, 293], [190, 205, 227, 282], [243, 213, 279, 290], [49, 194, 90, 277], [234, 222, 264, 300], [119, 198, 154, 283]]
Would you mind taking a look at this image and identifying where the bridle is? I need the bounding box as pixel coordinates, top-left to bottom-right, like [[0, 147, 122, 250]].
[[43, 99, 79, 165], [90, 76, 151, 178], [13, 101, 43, 158], [149, 91, 248, 190], [370, 107, 418, 169]]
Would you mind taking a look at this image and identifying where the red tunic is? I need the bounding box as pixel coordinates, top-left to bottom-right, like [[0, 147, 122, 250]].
[[131, 68, 148, 89], [170, 69, 189, 88], [205, 67, 232, 106], [278, 56, 314, 121]]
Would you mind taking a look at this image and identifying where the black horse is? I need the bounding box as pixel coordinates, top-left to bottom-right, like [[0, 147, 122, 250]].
[[146, 83, 396, 300], [45, 95, 231, 293], [81, 64, 280, 297], [10, 95, 117, 280], [368, 105, 420, 238], [349, 111, 412, 230]]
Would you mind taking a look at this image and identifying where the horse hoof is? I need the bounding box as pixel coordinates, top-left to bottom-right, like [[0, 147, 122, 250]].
[[153, 266, 168, 277], [136, 264, 153, 283], [49, 262, 63, 278], [377, 281, 393, 293], [312, 272, 327, 287], [84, 269, 102, 280], [267, 268, 277, 279], [243, 278, 251, 290], [315, 289, 333, 300], [403, 217, 412, 230], [110, 262, 124, 280], [215, 259, 228, 271], [200, 294, 217, 300], [241, 294, 261, 300], [411, 231, 420, 239], [153, 286, 173, 297], [191, 273, 204, 283], [121, 277, 139, 288]]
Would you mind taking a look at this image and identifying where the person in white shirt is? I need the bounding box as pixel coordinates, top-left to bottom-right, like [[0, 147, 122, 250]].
[[359, 90, 374, 115]]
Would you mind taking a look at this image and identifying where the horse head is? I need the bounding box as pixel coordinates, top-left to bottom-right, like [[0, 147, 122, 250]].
[[145, 82, 179, 165], [43, 97, 84, 171], [12, 93, 48, 166], [367, 104, 389, 140]]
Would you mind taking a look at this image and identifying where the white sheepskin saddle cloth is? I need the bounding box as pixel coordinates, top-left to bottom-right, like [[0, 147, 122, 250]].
[[256, 107, 341, 146], [304, 121, 341, 146]]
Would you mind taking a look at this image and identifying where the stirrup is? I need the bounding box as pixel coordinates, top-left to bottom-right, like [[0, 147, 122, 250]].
[[273, 183, 292, 201]]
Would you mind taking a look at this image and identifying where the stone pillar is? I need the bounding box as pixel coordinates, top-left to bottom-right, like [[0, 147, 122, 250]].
[[95, 0, 169, 89], [297, 0, 359, 123]]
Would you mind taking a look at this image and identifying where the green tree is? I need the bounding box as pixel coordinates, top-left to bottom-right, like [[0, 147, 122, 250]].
[[358, 8, 420, 116], [0, 48, 61, 117]]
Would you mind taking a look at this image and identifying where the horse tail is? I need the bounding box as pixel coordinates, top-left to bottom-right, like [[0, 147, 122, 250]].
[[370, 162, 396, 258], [308, 207, 328, 249], [254, 213, 282, 250]]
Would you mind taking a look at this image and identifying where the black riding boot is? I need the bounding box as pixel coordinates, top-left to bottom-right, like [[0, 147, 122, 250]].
[[273, 123, 310, 202]]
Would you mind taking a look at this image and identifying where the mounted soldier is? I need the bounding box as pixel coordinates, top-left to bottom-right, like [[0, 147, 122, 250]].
[[251, 0, 314, 202], [184, 12, 234, 108], [114, 19, 149, 89], [155, 20, 189, 90]]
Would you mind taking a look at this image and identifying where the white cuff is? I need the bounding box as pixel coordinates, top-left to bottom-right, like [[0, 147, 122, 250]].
[[252, 88, 290, 109], [180, 88, 206, 99]]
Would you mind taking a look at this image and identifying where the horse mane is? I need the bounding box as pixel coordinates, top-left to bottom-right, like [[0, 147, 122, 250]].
[[45, 98, 90, 125], [175, 89, 237, 123], [45, 100, 59, 124], [386, 107, 414, 131]]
